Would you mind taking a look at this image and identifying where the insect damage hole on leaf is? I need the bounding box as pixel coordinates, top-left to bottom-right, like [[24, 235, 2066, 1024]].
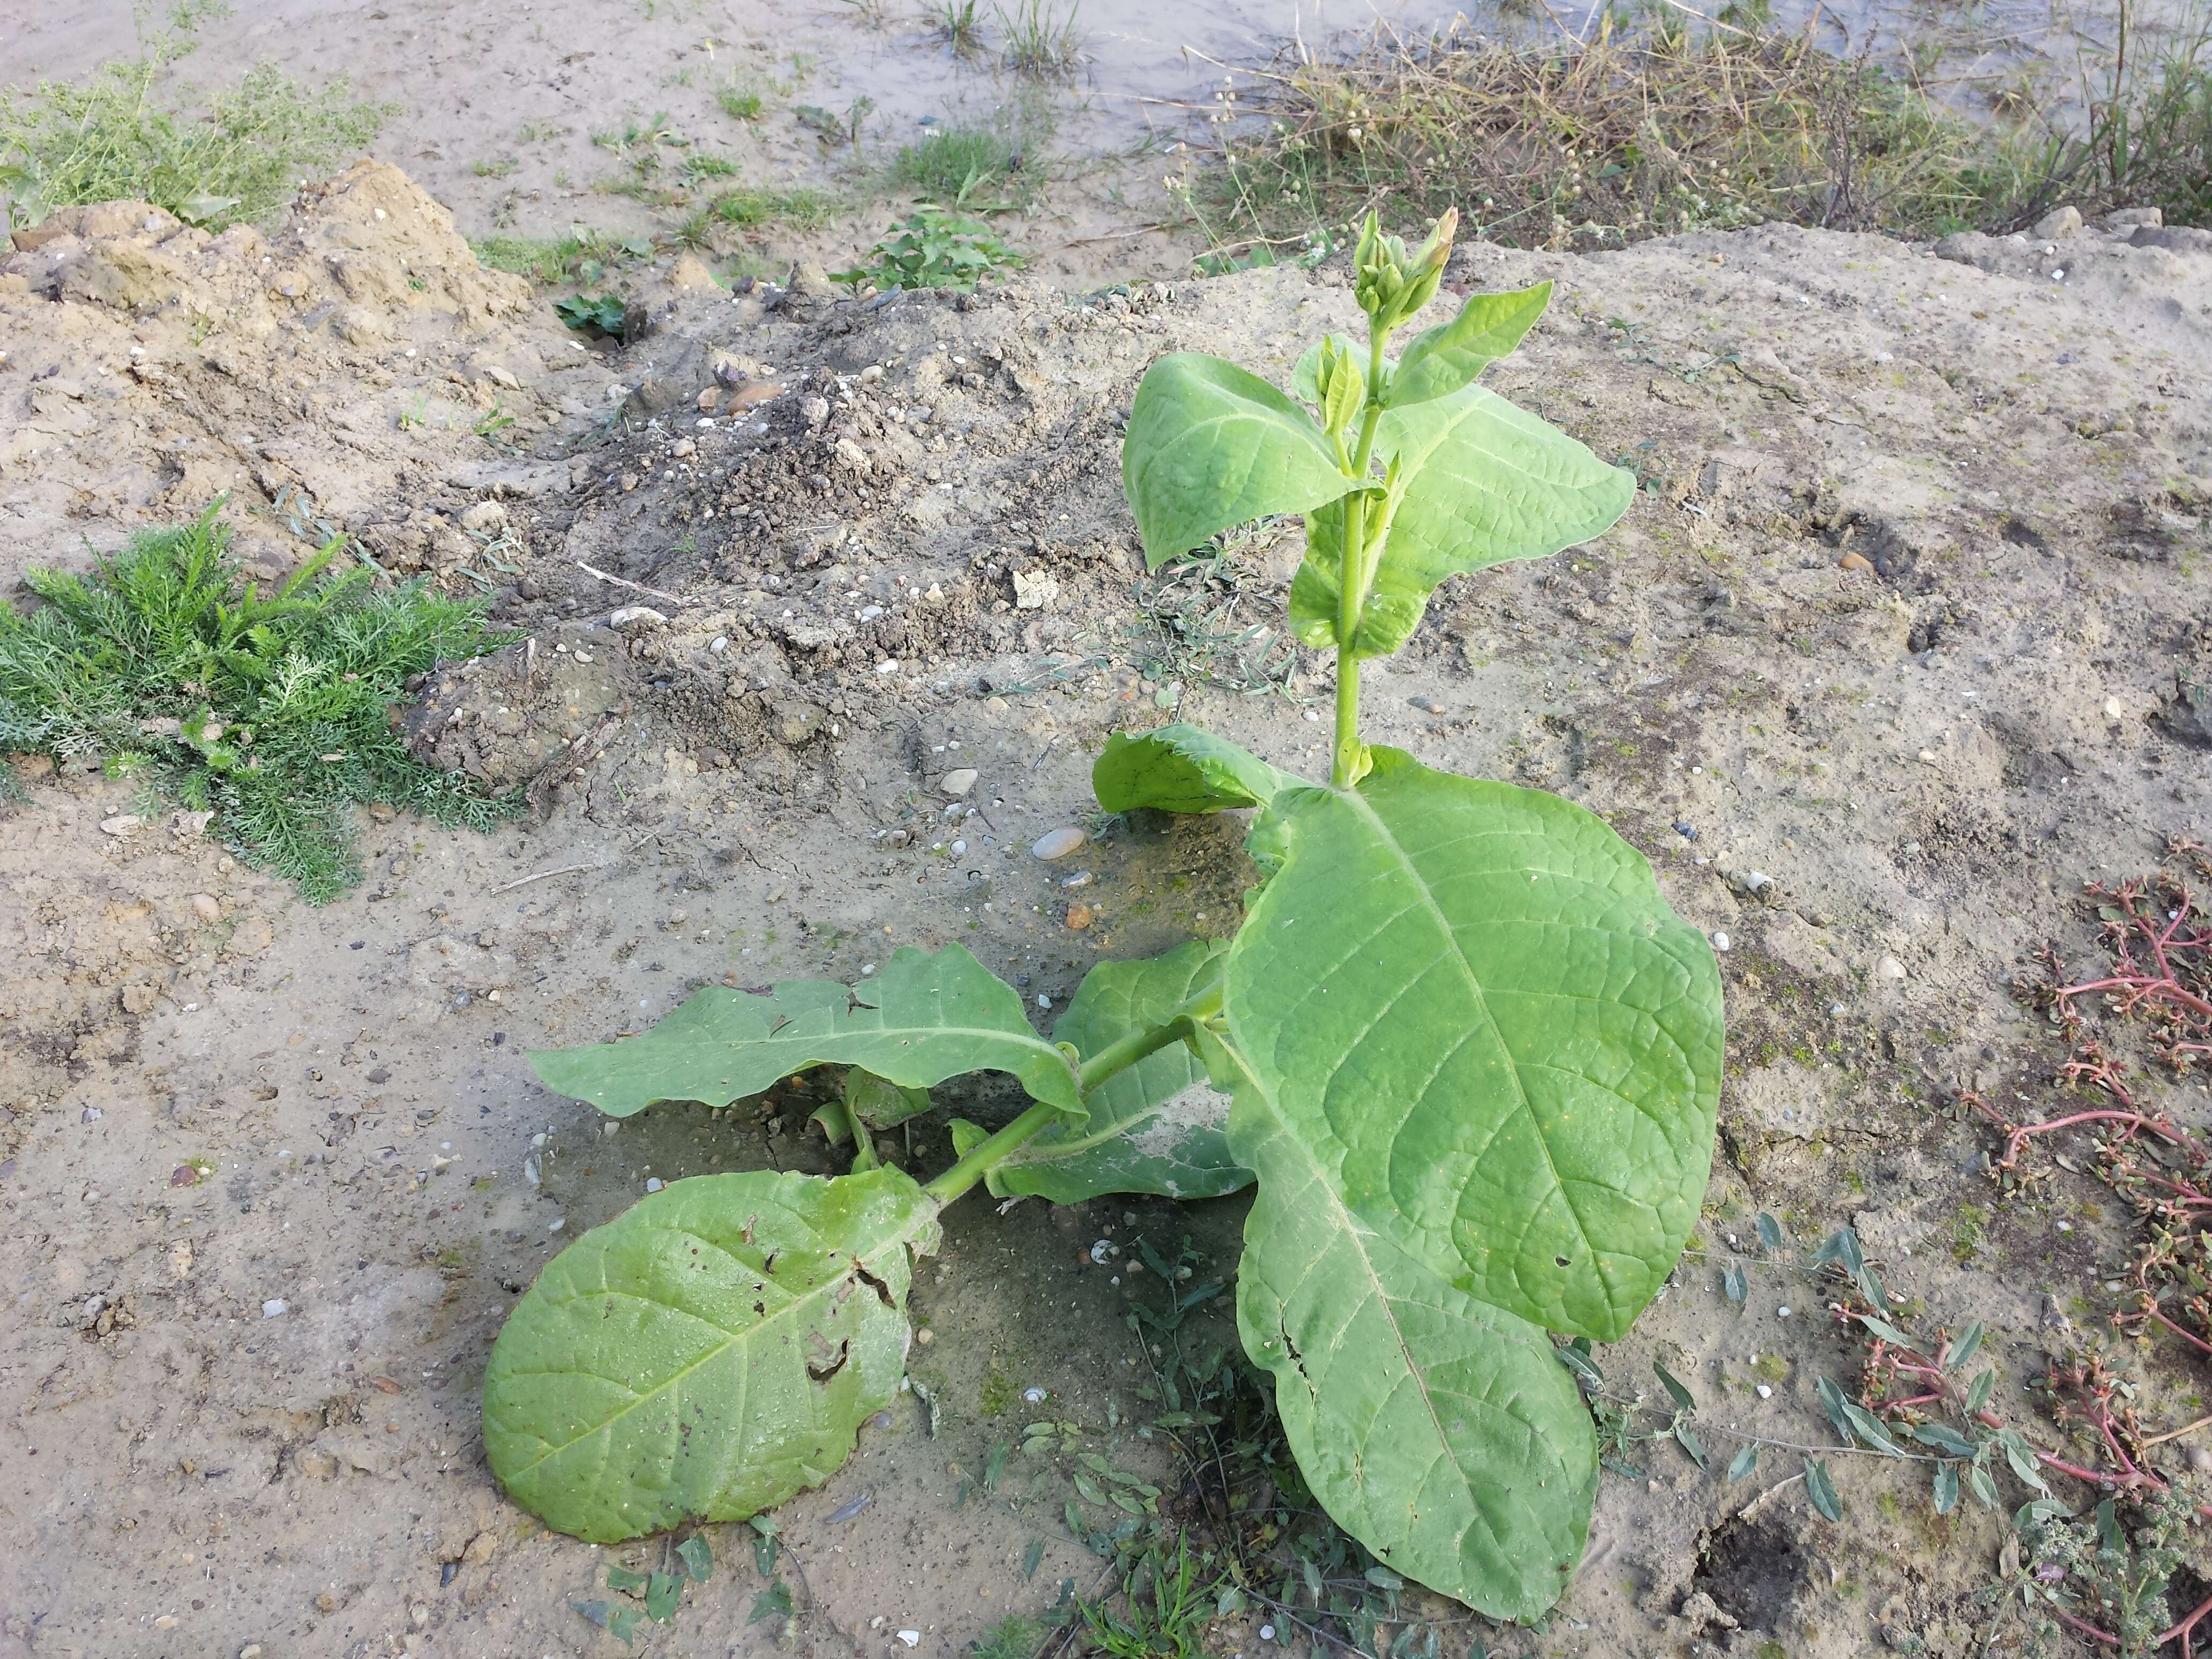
[[485, 204, 1721, 1627]]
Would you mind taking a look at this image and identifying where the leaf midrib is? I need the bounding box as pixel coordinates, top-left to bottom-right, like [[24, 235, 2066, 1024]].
[[500, 1206, 929, 1481]]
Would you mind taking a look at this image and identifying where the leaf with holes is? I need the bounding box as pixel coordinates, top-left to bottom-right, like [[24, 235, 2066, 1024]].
[[960, 941, 1250, 1203], [1122, 354, 1359, 567], [482, 1167, 939, 1542], [1223, 1037, 1600, 1621], [1092, 725, 1291, 816], [1225, 748, 1724, 1341], [529, 945, 1081, 1120]]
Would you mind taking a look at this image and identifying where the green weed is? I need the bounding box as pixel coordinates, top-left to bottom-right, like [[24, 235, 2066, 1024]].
[[832, 200, 1023, 290], [0, 502, 518, 901], [993, 0, 1082, 80], [718, 82, 765, 122], [926, 0, 985, 55], [892, 124, 1021, 198], [1079, 1540, 1217, 1659], [0, 5, 390, 229], [554, 292, 627, 335], [709, 184, 834, 229]]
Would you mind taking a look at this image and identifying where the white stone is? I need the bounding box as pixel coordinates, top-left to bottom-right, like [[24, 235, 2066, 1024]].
[[939, 768, 978, 797], [262, 1299, 287, 1318], [1875, 955, 1908, 980], [1031, 826, 1086, 861]]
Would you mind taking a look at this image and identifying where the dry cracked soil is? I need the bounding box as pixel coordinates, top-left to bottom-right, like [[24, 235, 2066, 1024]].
[[2, 162, 2210, 1659]]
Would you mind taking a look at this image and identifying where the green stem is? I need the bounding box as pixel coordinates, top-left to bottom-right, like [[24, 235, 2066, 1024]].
[[1332, 324, 1392, 790], [921, 978, 1224, 1206]]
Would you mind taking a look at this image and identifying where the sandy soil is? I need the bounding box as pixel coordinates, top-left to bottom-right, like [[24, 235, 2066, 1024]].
[[3, 160, 2211, 1659]]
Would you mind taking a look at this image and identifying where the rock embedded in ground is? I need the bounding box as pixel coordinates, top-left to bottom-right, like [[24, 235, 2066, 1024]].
[[939, 768, 978, 797], [1031, 827, 1086, 861]]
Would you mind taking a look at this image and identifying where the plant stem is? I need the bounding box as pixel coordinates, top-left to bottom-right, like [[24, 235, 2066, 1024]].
[[922, 1099, 1064, 1205], [921, 978, 1225, 1206], [1330, 323, 1392, 790]]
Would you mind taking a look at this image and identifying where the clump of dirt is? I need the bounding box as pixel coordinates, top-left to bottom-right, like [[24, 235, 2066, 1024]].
[[3, 173, 2211, 1659], [0, 160, 616, 589]]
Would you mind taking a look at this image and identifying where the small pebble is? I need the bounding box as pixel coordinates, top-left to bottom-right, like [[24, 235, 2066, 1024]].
[[1875, 955, 1908, 981], [1060, 870, 1094, 889], [1260, 1626, 1277, 1642], [1031, 826, 1086, 861], [262, 1299, 287, 1318], [99, 814, 144, 837], [1065, 902, 1093, 931], [645, 1177, 664, 1192], [898, 1632, 921, 1648], [940, 768, 978, 797], [1777, 1305, 1793, 1318], [1023, 1386, 1048, 1404], [915, 1326, 933, 1344], [1756, 1384, 1773, 1399], [1710, 931, 1731, 952]]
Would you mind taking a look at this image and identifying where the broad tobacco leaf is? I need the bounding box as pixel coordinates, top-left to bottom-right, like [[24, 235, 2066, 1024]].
[[1386, 282, 1551, 407], [482, 1167, 939, 1542], [1375, 383, 1635, 600], [530, 944, 1082, 1120], [968, 940, 1249, 1202], [1218, 1035, 1599, 1620], [1224, 749, 1723, 1342], [1093, 724, 1291, 814], [1123, 354, 1357, 567]]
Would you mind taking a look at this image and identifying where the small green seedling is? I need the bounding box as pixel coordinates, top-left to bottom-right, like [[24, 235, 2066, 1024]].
[[832, 198, 1024, 292], [482, 210, 1722, 1624], [554, 292, 626, 335]]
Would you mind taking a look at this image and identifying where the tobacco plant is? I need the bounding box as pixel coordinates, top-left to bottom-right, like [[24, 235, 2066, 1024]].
[[481, 211, 1724, 1623]]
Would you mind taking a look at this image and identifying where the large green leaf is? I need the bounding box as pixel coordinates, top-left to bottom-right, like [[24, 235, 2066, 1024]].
[[1386, 282, 1551, 408], [530, 945, 1081, 1120], [1221, 1037, 1599, 1620], [1375, 384, 1635, 598], [1224, 749, 1723, 1342], [482, 1167, 939, 1542], [972, 940, 1249, 1202], [1093, 724, 1294, 815], [1122, 354, 1358, 568]]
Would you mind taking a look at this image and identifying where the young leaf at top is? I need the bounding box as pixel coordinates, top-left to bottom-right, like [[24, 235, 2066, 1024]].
[[1386, 282, 1551, 408], [529, 944, 1082, 1120], [1291, 335, 1392, 405], [482, 1167, 940, 1543], [959, 940, 1249, 1203], [1224, 749, 1724, 1342], [1092, 724, 1292, 815], [1220, 1036, 1600, 1622], [1122, 354, 1359, 567]]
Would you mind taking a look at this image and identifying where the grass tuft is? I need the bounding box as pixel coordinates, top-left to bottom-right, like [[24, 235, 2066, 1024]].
[[0, 502, 519, 901], [892, 124, 1023, 197], [993, 0, 1083, 81], [0, 8, 390, 230]]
